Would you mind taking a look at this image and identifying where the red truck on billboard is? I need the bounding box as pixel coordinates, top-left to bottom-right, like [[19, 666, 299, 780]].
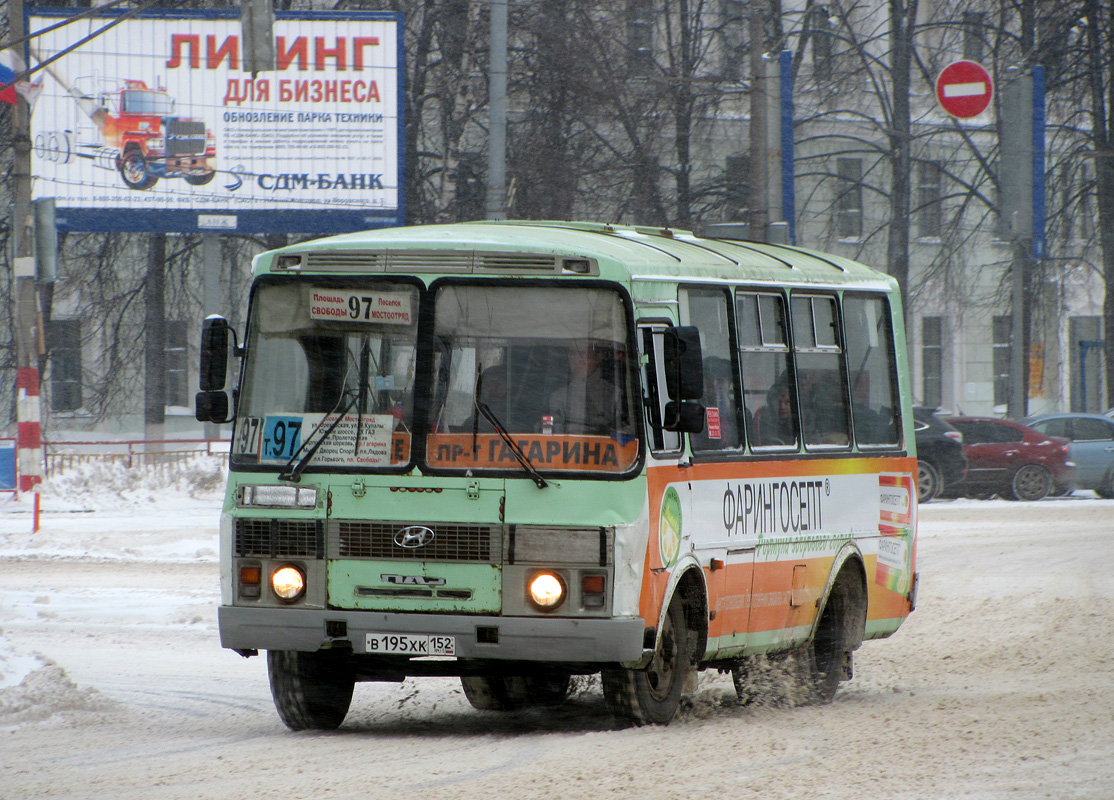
[[99, 80, 216, 190]]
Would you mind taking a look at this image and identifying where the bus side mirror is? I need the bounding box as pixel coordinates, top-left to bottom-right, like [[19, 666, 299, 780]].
[[664, 326, 703, 401], [662, 326, 705, 433], [663, 400, 706, 433], [196, 315, 238, 424]]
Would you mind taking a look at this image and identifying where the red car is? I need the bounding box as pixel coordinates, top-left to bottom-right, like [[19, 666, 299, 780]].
[[943, 417, 1075, 501]]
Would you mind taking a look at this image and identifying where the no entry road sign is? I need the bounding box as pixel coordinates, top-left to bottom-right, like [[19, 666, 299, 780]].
[[936, 60, 993, 118]]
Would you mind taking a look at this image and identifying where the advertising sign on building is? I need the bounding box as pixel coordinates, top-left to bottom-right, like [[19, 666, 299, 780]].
[[27, 10, 403, 234]]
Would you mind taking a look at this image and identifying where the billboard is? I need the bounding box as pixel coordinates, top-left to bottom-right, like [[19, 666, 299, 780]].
[[27, 9, 403, 234]]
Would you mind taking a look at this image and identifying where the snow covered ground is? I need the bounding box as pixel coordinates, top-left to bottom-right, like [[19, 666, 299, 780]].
[[1, 458, 1112, 799]]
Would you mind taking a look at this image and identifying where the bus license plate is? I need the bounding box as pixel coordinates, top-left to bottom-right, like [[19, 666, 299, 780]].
[[365, 633, 456, 656]]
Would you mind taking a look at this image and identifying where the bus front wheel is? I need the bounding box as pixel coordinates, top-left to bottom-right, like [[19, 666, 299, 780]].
[[601, 594, 689, 725], [267, 649, 355, 731]]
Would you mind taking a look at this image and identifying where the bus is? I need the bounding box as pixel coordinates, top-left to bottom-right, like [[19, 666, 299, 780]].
[[197, 220, 918, 729]]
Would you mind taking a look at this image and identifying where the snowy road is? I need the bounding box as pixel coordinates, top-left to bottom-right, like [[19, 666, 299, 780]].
[[2, 488, 1113, 799]]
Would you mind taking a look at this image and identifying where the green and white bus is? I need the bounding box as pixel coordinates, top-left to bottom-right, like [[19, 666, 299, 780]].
[[198, 221, 918, 729]]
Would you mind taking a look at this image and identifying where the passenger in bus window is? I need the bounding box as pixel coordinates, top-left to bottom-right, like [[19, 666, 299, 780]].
[[756, 376, 796, 446], [549, 340, 618, 435]]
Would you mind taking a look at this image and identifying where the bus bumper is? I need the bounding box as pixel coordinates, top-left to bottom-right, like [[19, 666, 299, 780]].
[[218, 606, 646, 663]]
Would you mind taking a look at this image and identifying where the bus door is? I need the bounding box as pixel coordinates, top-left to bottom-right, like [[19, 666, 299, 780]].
[[678, 286, 757, 657]]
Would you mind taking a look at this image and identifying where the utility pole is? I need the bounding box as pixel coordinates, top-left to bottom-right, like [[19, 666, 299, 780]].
[[9, 0, 44, 493], [144, 234, 167, 444], [486, 0, 507, 220], [747, 9, 768, 243], [1000, 68, 1044, 419]]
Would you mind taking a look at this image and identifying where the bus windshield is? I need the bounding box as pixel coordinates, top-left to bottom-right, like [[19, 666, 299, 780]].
[[426, 284, 640, 475], [232, 280, 419, 470]]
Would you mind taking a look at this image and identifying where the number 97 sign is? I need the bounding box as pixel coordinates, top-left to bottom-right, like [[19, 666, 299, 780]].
[[308, 288, 413, 325]]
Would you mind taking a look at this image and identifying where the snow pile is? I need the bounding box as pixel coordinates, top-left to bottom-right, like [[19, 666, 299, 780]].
[[0, 455, 226, 560], [0, 633, 115, 727], [13, 453, 227, 514], [0, 456, 226, 723]]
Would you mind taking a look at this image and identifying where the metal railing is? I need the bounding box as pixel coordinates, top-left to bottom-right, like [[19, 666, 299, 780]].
[[43, 439, 230, 477]]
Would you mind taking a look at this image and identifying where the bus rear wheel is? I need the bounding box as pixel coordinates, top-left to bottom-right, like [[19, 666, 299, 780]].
[[460, 673, 572, 711], [601, 594, 689, 725], [800, 573, 861, 705], [267, 649, 355, 731]]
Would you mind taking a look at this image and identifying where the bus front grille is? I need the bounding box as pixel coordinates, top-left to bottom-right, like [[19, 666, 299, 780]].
[[331, 520, 496, 562], [234, 518, 323, 558]]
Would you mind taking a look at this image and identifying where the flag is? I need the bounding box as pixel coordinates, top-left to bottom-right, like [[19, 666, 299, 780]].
[[1, 49, 28, 105]]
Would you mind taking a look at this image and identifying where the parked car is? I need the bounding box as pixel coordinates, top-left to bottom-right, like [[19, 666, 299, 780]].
[[913, 406, 967, 503], [1023, 413, 1114, 498], [943, 416, 1075, 501]]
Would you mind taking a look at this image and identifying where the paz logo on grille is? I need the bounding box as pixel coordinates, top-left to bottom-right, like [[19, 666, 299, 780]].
[[394, 526, 436, 548]]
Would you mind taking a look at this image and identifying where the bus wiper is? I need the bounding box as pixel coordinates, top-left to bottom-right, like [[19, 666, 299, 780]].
[[477, 402, 548, 489], [279, 391, 360, 483]]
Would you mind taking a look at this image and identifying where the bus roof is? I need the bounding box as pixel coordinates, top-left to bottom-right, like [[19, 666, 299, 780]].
[[257, 220, 897, 292]]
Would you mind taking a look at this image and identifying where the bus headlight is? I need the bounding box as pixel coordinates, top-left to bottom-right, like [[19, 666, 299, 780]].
[[271, 565, 306, 602], [527, 572, 566, 612]]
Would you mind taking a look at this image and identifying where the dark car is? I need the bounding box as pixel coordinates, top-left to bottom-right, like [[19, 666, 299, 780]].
[[944, 416, 1075, 501], [913, 406, 967, 503], [1024, 413, 1114, 498]]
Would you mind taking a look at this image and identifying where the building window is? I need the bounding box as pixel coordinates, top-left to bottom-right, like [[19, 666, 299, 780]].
[[721, 0, 746, 81], [627, 2, 654, 76], [810, 5, 833, 71], [917, 161, 943, 239], [49, 319, 83, 413], [166, 322, 189, 407], [922, 316, 943, 408], [992, 315, 1011, 408], [835, 157, 863, 239], [963, 12, 985, 62]]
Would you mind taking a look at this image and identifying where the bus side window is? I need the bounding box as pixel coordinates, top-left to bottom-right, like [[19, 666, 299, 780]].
[[639, 324, 682, 454], [680, 287, 742, 452], [735, 291, 798, 450], [843, 294, 901, 447], [791, 294, 851, 448]]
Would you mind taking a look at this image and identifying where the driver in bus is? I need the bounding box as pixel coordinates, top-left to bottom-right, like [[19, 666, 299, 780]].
[[549, 340, 619, 435]]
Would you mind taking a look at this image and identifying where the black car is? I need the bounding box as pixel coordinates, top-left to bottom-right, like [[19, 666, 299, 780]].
[[913, 406, 967, 503]]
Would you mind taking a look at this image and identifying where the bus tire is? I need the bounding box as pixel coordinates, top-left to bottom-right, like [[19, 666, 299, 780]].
[[267, 649, 355, 731], [461, 673, 572, 710], [601, 593, 688, 725], [525, 673, 573, 706], [800, 573, 860, 705], [460, 675, 529, 711]]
